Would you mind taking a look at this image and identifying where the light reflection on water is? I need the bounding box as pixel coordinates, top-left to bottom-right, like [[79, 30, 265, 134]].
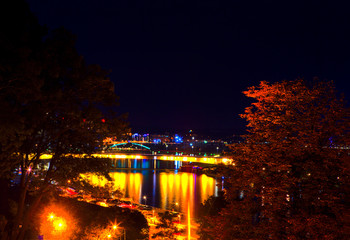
[[87, 169, 219, 218]]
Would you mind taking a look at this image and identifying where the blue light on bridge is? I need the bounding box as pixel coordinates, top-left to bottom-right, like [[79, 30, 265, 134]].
[[132, 143, 151, 150], [110, 142, 151, 150]]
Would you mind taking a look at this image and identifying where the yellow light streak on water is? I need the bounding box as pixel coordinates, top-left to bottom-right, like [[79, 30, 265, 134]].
[[181, 174, 189, 210], [135, 173, 142, 202], [175, 173, 181, 208], [201, 174, 208, 202], [160, 173, 168, 209], [127, 173, 142, 202], [188, 200, 191, 240], [129, 173, 134, 198], [82, 170, 218, 220], [168, 174, 175, 207], [189, 172, 194, 232]]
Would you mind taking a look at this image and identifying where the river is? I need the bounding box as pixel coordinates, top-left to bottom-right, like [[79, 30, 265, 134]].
[[88, 168, 221, 218]]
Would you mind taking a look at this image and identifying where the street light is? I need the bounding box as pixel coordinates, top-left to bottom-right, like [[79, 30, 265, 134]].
[[52, 217, 67, 232], [48, 213, 55, 220], [143, 196, 147, 205], [41, 205, 77, 240]]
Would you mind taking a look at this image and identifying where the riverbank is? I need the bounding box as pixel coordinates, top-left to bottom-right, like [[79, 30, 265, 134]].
[[60, 188, 193, 239], [62, 186, 203, 239]]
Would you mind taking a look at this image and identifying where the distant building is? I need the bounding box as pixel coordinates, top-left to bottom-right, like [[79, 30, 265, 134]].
[[150, 134, 171, 143], [132, 133, 150, 142], [174, 134, 183, 143], [184, 129, 198, 142]]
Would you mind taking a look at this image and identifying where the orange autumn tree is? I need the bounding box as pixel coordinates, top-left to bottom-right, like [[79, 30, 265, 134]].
[[199, 79, 350, 239]]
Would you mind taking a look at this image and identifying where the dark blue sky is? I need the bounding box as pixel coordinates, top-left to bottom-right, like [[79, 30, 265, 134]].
[[27, 0, 350, 133]]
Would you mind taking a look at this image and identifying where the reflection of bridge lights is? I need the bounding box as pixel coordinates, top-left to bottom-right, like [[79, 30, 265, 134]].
[[188, 200, 191, 240]]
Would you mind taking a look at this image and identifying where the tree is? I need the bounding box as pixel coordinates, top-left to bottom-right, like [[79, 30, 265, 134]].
[[152, 211, 183, 239], [200, 79, 350, 239], [0, 1, 129, 239], [197, 191, 227, 240], [82, 224, 120, 240]]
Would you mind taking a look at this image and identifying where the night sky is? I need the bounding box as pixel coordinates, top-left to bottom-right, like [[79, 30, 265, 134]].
[[27, 0, 350, 134]]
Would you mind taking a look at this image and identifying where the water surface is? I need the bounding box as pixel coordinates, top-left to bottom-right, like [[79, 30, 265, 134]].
[[89, 169, 219, 218]]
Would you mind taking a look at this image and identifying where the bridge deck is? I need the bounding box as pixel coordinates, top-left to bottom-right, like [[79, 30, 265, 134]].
[[39, 153, 233, 165], [93, 153, 233, 165]]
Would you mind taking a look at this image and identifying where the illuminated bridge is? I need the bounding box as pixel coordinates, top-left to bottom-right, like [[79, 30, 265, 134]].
[[40, 153, 233, 169], [108, 142, 151, 151], [94, 153, 232, 164]]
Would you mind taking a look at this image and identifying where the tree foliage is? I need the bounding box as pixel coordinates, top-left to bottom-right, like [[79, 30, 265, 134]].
[[0, 1, 129, 239], [197, 191, 227, 239], [152, 211, 183, 239], [200, 79, 350, 239]]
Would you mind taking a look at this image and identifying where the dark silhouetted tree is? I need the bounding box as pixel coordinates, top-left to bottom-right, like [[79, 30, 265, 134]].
[[0, 1, 129, 239]]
